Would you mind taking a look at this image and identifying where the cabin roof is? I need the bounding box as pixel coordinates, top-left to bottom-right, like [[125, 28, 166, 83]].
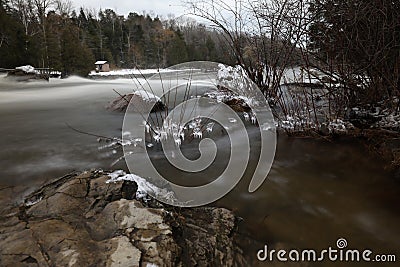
[[95, 61, 108, 65]]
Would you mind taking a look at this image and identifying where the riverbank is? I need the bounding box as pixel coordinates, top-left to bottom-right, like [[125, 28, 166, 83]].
[[282, 126, 400, 180], [87, 68, 183, 80], [105, 83, 400, 176], [347, 128, 400, 171]]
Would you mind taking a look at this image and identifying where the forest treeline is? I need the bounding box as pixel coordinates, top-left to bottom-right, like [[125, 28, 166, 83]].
[[0, 0, 235, 76], [1, 0, 399, 110]]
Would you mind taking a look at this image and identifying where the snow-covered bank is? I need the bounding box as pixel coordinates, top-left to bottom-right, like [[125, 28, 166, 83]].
[[88, 68, 181, 79], [16, 65, 38, 74], [5, 65, 62, 81]]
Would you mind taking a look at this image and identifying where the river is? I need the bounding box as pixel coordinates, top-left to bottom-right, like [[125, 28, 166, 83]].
[[0, 74, 399, 265]]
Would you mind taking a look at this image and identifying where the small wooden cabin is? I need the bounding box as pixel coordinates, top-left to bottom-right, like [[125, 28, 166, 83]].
[[95, 61, 110, 72]]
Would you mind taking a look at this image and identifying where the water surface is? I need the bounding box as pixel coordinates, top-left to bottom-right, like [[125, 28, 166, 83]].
[[0, 75, 398, 265]]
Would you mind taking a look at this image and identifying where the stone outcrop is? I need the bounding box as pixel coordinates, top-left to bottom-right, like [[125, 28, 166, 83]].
[[0, 170, 248, 266], [6, 69, 49, 81], [106, 93, 165, 113]]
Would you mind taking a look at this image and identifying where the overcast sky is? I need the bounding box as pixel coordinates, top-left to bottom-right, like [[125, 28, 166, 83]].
[[70, 0, 187, 18]]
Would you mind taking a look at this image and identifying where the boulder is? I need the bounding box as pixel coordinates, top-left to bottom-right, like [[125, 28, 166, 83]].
[[0, 170, 249, 267], [107, 92, 165, 113]]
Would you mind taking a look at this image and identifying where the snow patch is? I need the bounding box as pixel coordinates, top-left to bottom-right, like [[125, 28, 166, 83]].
[[134, 90, 161, 102], [328, 119, 347, 133], [16, 65, 38, 74], [89, 68, 177, 77], [25, 196, 43, 207], [107, 170, 176, 203]]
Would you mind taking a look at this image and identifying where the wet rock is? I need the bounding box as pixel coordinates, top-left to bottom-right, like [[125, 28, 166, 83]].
[[106, 93, 165, 113], [0, 170, 248, 266], [205, 87, 252, 112], [6, 69, 49, 81], [224, 98, 251, 112], [106, 94, 133, 112], [108, 236, 141, 267], [346, 108, 381, 129]]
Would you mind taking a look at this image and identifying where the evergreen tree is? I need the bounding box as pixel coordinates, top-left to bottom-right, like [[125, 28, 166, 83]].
[[166, 29, 188, 66], [0, 1, 29, 67], [0, 1, 234, 75]]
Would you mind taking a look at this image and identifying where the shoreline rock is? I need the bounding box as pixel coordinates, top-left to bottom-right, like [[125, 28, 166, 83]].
[[6, 66, 50, 81], [0, 170, 250, 266], [6, 70, 49, 81], [106, 92, 165, 113]]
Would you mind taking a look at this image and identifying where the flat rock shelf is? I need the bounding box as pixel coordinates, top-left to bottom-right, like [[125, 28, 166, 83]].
[[0, 170, 254, 267]]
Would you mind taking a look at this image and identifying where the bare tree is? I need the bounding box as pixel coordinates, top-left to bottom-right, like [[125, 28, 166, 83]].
[[54, 0, 73, 16], [184, 0, 311, 96], [184, 0, 321, 133], [32, 0, 54, 67], [309, 0, 400, 110], [10, 0, 38, 37]]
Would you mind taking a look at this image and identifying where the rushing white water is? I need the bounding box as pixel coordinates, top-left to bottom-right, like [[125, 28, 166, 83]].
[[0, 75, 140, 182]]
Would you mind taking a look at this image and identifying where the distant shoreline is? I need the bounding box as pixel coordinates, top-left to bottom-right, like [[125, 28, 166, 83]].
[[87, 68, 181, 79]]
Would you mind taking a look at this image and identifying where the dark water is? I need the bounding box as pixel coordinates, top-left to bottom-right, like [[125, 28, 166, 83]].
[[0, 75, 399, 265], [221, 136, 400, 265]]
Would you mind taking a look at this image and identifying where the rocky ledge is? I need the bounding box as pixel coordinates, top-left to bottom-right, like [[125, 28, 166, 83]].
[[0, 170, 248, 266]]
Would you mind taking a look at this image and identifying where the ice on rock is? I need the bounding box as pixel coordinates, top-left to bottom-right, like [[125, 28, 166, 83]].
[[206, 122, 215, 133], [189, 121, 197, 129], [134, 90, 161, 102], [193, 127, 203, 139], [108, 170, 125, 180], [195, 117, 202, 125], [143, 121, 151, 133], [25, 196, 43, 207], [107, 170, 177, 203], [174, 137, 182, 146], [328, 119, 347, 133], [251, 113, 257, 124], [153, 133, 161, 143], [243, 112, 250, 121], [169, 122, 179, 134], [160, 130, 168, 140], [281, 116, 295, 131], [163, 119, 174, 134], [172, 129, 182, 146]]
